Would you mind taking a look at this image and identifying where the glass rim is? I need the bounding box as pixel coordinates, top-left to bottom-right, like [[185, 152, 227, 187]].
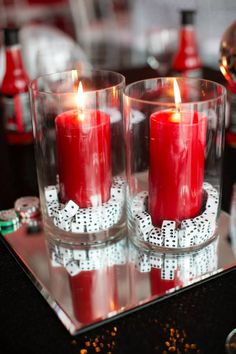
[[124, 76, 226, 107], [29, 68, 125, 96]]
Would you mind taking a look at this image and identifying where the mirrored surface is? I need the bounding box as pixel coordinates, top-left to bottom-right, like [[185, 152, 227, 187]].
[[1, 212, 235, 335]]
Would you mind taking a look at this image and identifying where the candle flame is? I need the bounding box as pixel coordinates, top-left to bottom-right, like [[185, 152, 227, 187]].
[[173, 79, 181, 107], [77, 81, 85, 120], [171, 79, 181, 122]]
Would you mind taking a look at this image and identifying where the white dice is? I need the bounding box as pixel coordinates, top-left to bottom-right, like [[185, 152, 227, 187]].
[[162, 221, 178, 248], [45, 185, 58, 203]]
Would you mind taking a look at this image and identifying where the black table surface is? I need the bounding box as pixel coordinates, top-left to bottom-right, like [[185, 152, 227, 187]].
[[1, 65, 236, 354]]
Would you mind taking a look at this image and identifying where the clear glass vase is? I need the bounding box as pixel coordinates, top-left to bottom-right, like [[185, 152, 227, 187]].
[[29, 69, 126, 246], [124, 77, 226, 252]]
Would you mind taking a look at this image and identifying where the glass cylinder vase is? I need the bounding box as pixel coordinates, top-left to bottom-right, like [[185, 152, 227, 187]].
[[124, 77, 226, 252], [29, 69, 126, 246]]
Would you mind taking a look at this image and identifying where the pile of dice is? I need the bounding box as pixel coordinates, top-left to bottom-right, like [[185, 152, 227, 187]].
[[44, 176, 126, 233], [131, 182, 219, 249]]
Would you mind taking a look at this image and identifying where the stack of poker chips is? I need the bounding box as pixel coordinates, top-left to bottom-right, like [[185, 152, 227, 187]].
[[0, 209, 20, 236], [131, 182, 219, 249], [45, 176, 126, 233], [14, 196, 41, 224], [0, 196, 41, 236]]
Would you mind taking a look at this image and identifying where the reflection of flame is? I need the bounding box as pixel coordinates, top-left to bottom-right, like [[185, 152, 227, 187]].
[[77, 81, 85, 120], [220, 56, 231, 82]]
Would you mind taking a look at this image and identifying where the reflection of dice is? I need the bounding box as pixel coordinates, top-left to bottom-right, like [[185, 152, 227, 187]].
[[195, 250, 209, 276], [178, 229, 190, 248], [80, 259, 99, 271], [149, 254, 163, 269], [73, 249, 86, 260], [65, 261, 80, 276], [88, 248, 103, 260], [50, 251, 62, 267], [149, 227, 163, 246], [130, 109, 145, 124], [161, 268, 175, 280], [112, 247, 126, 265], [162, 221, 177, 248], [164, 256, 177, 271], [59, 246, 74, 266], [45, 185, 58, 203], [136, 252, 151, 272], [178, 254, 195, 281]]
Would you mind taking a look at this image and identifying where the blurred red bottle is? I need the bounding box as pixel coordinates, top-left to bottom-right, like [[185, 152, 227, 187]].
[[0, 28, 38, 204], [1, 27, 33, 145], [219, 21, 236, 212], [172, 10, 202, 78], [220, 21, 236, 148]]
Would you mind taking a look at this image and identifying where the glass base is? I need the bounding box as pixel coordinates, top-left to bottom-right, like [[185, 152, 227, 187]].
[[128, 230, 218, 254], [44, 215, 127, 248]]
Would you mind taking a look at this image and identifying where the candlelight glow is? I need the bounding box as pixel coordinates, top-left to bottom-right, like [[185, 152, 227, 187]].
[[77, 81, 85, 120], [171, 79, 181, 122]]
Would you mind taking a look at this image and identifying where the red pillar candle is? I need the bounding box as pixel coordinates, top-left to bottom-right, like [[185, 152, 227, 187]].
[[55, 99, 111, 208], [149, 109, 207, 227]]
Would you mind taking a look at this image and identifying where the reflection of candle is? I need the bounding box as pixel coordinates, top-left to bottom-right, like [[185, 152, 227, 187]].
[[55, 82, 111, 208], [150, 268, 182, 297], [69, 268, 118, 325], [149, 80, 207, 226]]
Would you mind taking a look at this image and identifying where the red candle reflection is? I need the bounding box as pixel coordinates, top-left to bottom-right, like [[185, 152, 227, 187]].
[[149, 79, 207, 226], [69, 268, 118, 325], [55, 82, 111, 208]]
